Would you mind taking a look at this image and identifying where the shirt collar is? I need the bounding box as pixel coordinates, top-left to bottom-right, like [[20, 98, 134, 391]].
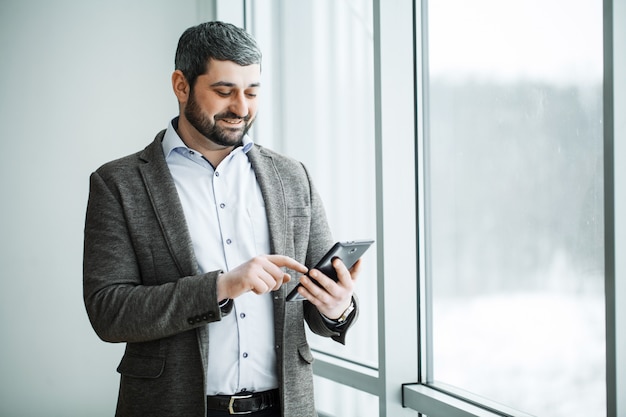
[[162, 117, 255, 159]]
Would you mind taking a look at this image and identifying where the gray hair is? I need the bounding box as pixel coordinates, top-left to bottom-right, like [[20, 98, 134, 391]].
[[174, 21, 262, 88]]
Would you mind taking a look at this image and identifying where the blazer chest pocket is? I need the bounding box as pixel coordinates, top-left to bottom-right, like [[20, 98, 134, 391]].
[[117, 352, 165, 379], [288, 207, 310, 218], [288, 207, 311, 260]]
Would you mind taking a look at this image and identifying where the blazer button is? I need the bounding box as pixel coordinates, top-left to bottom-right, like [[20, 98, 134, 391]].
[[187, 318, 195, 325], [208, 311, 215, 318]]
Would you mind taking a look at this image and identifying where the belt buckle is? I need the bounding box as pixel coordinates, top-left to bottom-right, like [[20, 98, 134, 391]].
[[228, 393, 253, 415]]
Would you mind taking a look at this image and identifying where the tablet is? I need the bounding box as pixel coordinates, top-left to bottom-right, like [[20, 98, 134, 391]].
[[286, 239, 374, 302]]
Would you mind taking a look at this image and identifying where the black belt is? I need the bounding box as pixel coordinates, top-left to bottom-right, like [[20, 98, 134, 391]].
[[206, 389, 279, 415]]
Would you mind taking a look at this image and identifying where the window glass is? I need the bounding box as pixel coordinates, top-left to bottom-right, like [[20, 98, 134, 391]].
[[251, 0, 378, 367], [314, 376, 379, 417], [424, 0, 605, 416]]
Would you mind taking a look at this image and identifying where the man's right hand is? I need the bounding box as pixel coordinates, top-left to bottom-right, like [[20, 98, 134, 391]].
[[216, 255, 308, 301]]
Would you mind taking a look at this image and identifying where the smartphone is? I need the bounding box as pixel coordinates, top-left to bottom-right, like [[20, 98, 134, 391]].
[[286, 239, 374, 302]]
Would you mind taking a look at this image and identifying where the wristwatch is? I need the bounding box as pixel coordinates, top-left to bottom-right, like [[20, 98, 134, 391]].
[[219, 298, 234, 316], [336, 299, 355, 324]]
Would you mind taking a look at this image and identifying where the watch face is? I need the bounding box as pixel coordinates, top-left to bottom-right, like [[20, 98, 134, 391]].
[[338, 302, 355, 322]]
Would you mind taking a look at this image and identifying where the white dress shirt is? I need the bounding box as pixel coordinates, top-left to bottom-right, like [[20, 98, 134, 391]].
[[162, 118, 277, 395]]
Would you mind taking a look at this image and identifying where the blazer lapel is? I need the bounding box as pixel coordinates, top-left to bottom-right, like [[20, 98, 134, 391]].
[[247, 146, 287, 257], [247, 146, 288, 341], [138, 132, 198, 278]]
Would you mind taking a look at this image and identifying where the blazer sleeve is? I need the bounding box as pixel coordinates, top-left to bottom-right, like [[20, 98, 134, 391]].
[[83, 169, 223, 344]]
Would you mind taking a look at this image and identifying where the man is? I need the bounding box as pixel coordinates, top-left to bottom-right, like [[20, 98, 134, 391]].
[[83, 21, 360, 417]]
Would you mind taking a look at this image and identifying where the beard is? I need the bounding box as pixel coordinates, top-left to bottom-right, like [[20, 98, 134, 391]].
[[184, 89, 255, 147]]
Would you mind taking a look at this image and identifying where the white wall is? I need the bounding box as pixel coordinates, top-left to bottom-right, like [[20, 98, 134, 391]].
[[0, 1, 201, 415]]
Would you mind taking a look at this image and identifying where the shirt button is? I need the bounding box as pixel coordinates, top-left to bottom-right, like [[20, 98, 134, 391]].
[[215, 171, 220, 177], [219, 203, 226, 209], [240, 313, 246, 319], [242, 352, 248, 358], [226, 239, 232, 245]]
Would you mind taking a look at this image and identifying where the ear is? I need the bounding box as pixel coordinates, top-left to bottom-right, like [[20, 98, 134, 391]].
[[172, 70, 190, 103]]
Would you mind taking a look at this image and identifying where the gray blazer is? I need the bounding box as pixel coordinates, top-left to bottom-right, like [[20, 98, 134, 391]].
[[83, 131, 358, 417]]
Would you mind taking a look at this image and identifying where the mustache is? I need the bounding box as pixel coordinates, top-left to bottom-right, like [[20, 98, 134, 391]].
[[214, 112, 251, 122]]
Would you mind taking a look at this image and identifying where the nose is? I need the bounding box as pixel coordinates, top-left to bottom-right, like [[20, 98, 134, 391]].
[[229, 91, 249, 118]]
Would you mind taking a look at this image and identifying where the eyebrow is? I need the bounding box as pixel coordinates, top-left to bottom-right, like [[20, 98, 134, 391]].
[[210, 81, 261, 88]]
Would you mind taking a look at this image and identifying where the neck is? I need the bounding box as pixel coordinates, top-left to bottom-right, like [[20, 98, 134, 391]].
[[176, 116, 235, 167]]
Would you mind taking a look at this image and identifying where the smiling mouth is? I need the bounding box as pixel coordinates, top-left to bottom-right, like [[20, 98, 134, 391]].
[[220, 118, 243, 125]]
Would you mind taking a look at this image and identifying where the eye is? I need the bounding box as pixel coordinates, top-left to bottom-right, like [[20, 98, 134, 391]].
[[215, 90, 231, 97], [245, 88, 259, 98]]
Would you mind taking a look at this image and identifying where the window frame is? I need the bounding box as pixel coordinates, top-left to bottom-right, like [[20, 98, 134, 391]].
[[209, 0, 626, 415], [604, 0, 626, 415], [404, 0, 626, 416], [312, 0, 420, 415]]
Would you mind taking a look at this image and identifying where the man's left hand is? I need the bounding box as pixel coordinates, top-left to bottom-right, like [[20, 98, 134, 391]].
[[296, 258, 362, 320]]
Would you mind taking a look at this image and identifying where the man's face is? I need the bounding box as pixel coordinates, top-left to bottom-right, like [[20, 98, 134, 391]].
[[184, 59, 261, 147]]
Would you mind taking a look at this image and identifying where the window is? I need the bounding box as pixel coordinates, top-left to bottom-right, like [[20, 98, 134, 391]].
[[422, 1, 605, 415], [218, 0, 626, 415], [250, 0, 379, 368]]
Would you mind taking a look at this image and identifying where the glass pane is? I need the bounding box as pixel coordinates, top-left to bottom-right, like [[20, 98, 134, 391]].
[[425, 1, 605, 416], [251, 0, 378, 367], [314, 376, 379, 417]]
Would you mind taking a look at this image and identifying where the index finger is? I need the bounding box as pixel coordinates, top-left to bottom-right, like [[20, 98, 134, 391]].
[[266, 254, 308, 274]]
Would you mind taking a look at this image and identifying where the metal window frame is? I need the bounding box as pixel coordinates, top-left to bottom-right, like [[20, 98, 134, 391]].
[[404, 0, 626, 416], [311, 0, 420, 415], [206, 0, 625, 415], [209, 1, 419, 416], [604, 0, 626, 416]]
